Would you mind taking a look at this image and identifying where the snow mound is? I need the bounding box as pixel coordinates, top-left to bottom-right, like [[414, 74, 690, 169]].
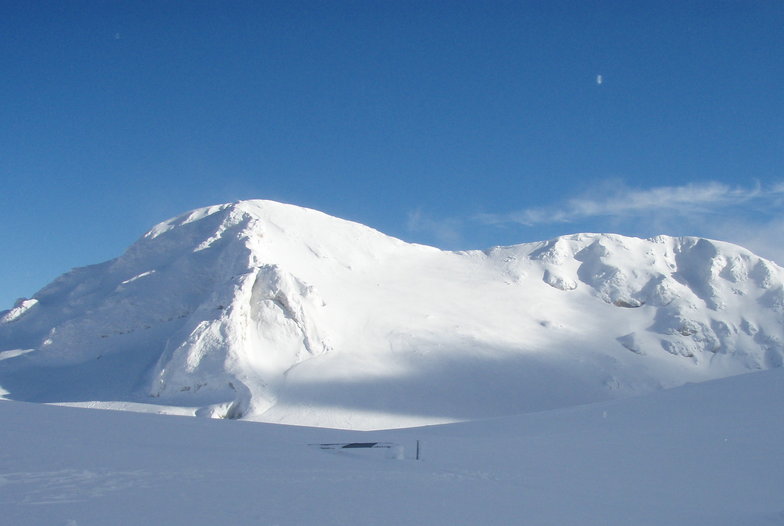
[[1, 200, 783, 429]]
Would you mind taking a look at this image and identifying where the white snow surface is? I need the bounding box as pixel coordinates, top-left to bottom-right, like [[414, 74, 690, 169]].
[[1, 368, 783, 525], [1, 199, 783, 429]]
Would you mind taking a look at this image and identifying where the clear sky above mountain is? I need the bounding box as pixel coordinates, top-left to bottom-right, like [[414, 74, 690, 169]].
[[2, 1, 782, 309]]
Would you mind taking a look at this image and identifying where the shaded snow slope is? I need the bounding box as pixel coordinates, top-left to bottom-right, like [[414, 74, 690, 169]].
[[2, 367, 783, 526], [1, 200, 783, 429]]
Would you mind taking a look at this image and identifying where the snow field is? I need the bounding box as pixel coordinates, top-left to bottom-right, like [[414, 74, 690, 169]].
[[1, 367, 782, 525]]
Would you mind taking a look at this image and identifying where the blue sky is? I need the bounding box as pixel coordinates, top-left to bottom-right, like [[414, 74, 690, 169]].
[[2, 1, 783, 309]]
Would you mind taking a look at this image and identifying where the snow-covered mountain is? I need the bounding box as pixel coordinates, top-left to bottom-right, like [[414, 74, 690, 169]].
[[1, 200, 783, 429]]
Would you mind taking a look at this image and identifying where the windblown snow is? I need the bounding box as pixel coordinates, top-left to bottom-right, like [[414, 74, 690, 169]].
[[1, 200, 783, 429]]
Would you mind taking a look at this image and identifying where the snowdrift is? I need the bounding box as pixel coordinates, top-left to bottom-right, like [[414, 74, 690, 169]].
[[1, 200, 783, 429]]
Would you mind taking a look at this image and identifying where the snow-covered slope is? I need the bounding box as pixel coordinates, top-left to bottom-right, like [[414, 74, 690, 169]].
[[1, 200, 783, 429], [2, 367, 783, 526]]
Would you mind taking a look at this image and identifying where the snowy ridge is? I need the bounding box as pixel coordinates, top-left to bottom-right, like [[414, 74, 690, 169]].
[[1, 200, 783, 429]]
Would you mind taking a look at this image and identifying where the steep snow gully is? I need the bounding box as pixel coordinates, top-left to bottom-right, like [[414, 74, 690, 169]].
[[1, 200, 783, 429]]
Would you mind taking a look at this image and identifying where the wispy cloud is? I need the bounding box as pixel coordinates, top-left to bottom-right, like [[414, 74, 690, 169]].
[[403, 181, 784, 266], [406, 208, 463, 248], [477, 181, 778, 227], [473, 179, 784, 265]]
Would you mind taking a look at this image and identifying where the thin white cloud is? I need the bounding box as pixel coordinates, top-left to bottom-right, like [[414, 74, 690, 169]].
[[406, 208, 463, 248], [403, 181, 784, 265], [771, 181, 784, 196], [478, 181, 778, 227]]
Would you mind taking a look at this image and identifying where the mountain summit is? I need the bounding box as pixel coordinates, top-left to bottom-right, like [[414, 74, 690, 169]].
[[1, 200, 782, 429]]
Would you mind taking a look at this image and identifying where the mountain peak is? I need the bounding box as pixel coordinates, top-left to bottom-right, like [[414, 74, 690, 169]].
[[1, 201, 783, 429]]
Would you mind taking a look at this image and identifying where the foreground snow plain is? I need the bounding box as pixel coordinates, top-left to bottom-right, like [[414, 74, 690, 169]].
[[2, 367, 783, 526]]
